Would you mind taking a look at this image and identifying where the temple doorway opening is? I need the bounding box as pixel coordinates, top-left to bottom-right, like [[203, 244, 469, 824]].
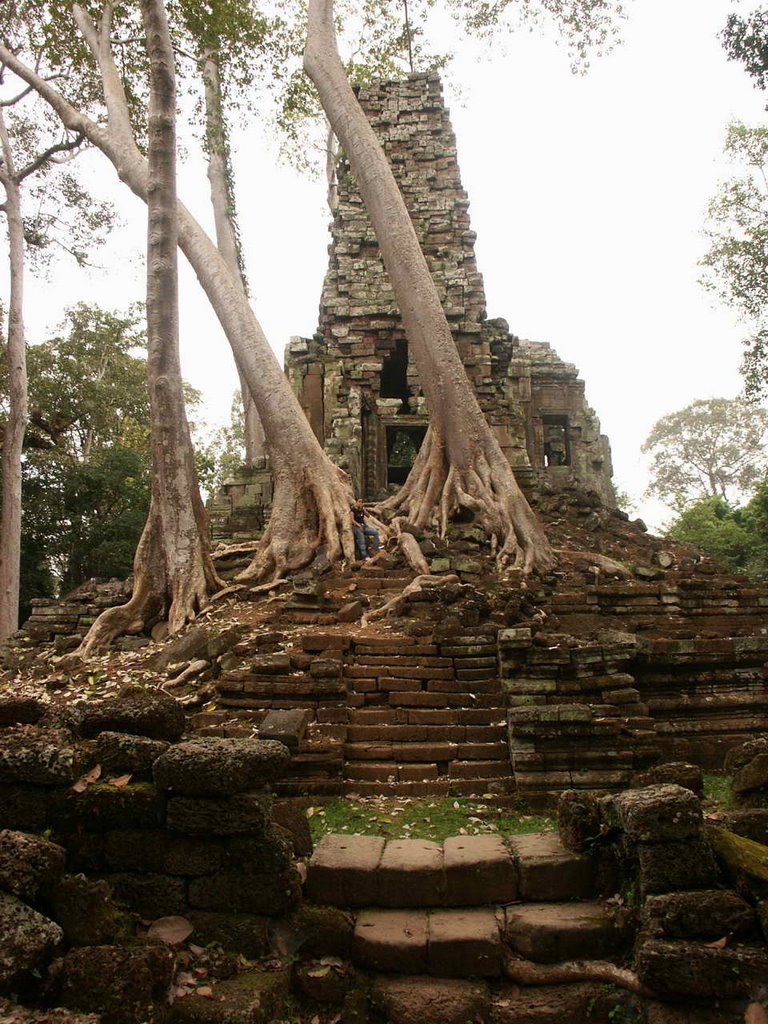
[[386, 425, 427, 485]]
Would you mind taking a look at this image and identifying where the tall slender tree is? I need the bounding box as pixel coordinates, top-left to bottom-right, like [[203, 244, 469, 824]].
[[0, 8, 359, 597], [80, 0, 221, 653], [0, 63, 106, 639], [304, 0, 553, 571]]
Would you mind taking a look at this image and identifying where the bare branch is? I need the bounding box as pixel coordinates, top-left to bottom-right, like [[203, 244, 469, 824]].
[[17, 133, 85, 181]]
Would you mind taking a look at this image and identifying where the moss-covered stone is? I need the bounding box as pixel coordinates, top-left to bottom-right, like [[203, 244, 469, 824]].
[[95, 732, 170, 774], [0, 727, 85, 786], [223, 828, 293, 874], [49, 783, 165, 833], [166, 792, 270, 836], [56, 944, 175, 1024], [51, 876, 126, 946], [105, 872, 188, 917], [78, 692, 185, 742], [0, 892, 62, 993], [187, 866, 300, 916], [279, 903, 355, 958], [0, 783, 48, 831], [167, 966, 290, 1023], [186, 911, 270, 958], [103, 830, 223, 876], [293, 958, 355, 1005], [0, 830, 65, 903]]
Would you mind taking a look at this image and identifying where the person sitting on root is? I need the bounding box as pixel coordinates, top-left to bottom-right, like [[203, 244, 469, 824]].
[[350, 498, 381, 561]]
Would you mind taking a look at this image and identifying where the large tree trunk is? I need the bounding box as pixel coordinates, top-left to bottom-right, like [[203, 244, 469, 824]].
[[0, 14, 357, 587], [80, 0, 221, 654], [304, 1, 554, 573], [0, 110, 29, 640], [201, 53, 265, 466]]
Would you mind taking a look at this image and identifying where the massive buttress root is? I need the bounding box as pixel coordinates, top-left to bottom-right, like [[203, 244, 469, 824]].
[[379, 427, 555, 574], [237, 459, 358, 583]]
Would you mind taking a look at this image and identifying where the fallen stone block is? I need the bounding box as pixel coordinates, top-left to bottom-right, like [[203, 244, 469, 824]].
[[94, 732, 170, 774], [167, 965, 290, 1024], [153, 738, 289, 795], [635, 938, 768, 999], [600, 785, 703, 842], [0, 726, 84, 786], [55, 944, 175, 1024], [642, 889, 756, 939], [0, 892, 62, 993], [0, 829, 65, 903], [49, 783, 164, 833], [166, 792, 271, 836], [637, 837, 720, 895], [78, 691, 185, 742]]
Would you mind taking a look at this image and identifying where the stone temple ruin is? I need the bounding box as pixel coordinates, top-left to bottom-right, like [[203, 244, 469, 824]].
[[211, 73, 615, 542], [4, 73, 768, 1024]]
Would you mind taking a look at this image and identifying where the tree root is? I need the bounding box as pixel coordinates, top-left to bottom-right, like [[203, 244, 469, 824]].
[[503, 953, 655, 997], [378, 427, 554, 574], [558, 549, 633, 579], [389, 517, 430, 574], [77, 505, 222, 658], [237, 463, 356, 583], [362, 573, 462, 625]]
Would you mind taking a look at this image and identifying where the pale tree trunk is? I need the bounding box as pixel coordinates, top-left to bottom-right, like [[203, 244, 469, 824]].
[[304, 0, 553, 572], [325, 119, 339, 214], [80, 0, 222, 654], [0, 14, 357, 587], [201, 52, 264, 465], [0, 109, 29, 640]]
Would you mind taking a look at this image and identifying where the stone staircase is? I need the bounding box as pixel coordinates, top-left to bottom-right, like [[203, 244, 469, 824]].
[[304, 831, 633, 980]]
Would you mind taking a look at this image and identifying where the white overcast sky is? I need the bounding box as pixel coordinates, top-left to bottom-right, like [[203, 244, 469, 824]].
[[11, 0, 768, 530]]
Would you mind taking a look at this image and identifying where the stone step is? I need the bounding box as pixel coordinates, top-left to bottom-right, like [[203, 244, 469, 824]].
[[504, 901, 633, 963], [353, 907, 503, 977], [510, 833, 594, 901], [306, 833, 519, 908], [344, 741, 508, 763]]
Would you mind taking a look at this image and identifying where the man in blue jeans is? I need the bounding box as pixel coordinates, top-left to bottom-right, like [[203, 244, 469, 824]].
[[350, 499, 380, 560]]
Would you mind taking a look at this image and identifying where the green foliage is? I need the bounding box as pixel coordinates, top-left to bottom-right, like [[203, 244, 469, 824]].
[[642, 397, 768, 511], [0, 305, 151, 618], [722, 9, 768, 93], [665, 486, 768, 581], [666, 496, 755, 572], [701, 124, 768, 397]]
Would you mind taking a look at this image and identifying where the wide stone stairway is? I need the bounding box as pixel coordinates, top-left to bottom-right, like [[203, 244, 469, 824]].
[[304, 831, 632, 981]]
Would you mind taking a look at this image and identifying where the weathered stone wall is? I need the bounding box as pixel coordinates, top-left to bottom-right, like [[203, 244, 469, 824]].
[[0, 692, 301, 962]]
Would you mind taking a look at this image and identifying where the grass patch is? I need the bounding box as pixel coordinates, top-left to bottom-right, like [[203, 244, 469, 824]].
[[703, 772, 733, 810], [306, 796, 554, 844]]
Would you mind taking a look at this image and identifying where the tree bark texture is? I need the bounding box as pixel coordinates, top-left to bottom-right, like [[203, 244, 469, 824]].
[[0, 11, 357, 585], [81, 0, 221, 654], [304, 0, 553, 573], [0, 110, 29, 640], [201, 53, 264, 465]]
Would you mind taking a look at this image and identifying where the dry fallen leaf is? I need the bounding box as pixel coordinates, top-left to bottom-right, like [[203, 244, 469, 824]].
[[72, 764, 102, 793], [108, 773, 133, 788], [196, 986, 214, 999], [147, 915, 194, 945], [746, 1004, 768, 1024], [705, 936, 727, 950]]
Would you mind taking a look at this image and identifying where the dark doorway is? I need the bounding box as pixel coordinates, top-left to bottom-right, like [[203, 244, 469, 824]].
[[542, 415, 570, 467], [386, 425, 427, 485], [380, 339, 411, 413]]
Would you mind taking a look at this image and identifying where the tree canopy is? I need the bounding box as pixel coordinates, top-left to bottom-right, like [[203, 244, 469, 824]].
[[642, 397, 768, 512]]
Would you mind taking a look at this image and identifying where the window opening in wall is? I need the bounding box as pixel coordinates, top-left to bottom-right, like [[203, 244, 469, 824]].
[[386, 425, 427, 485], [542, 415, 570, 467], [380, 339, 411, 413]]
